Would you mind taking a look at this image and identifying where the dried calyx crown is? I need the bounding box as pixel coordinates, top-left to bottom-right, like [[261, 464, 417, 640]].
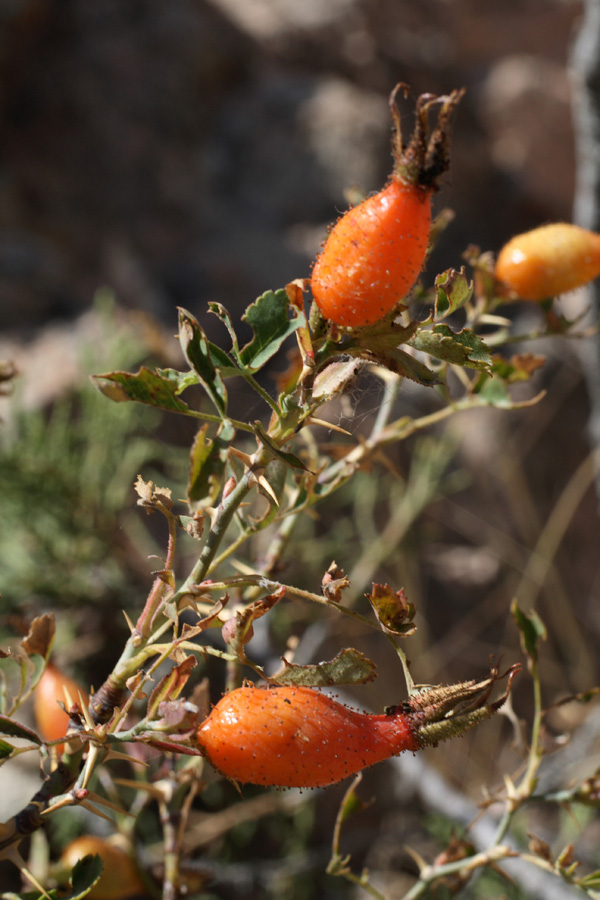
[[391, 84, 465, 190], [405, 662, 521, 747]]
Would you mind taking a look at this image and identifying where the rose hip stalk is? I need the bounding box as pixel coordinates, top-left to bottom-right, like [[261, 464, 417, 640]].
[[196, 664, 518, 788], [310, 85, 463, 328]]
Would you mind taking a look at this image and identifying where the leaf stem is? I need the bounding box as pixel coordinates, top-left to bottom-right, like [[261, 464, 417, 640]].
[[241, 370, 282, 416], [187, 408, 256, 433]]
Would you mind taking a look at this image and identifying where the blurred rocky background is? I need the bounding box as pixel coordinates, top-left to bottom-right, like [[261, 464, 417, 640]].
[[0, 0, 581, 335]]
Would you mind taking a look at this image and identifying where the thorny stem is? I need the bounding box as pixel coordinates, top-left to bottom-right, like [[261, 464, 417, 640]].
[[214, 377, 404, 581], [519, 658, 544, 799], [136, 512, 178, 638], [311, 388, 544, 519], [159, 788, 180, 900], [260, 507, 302, 571], [92, 444, 275, 734], [207, 524, 254, 573], [377, 657, 541, 900], [371, 373, 402, 436], [317, 397, 481, 489], [328, 775, 390, 900], [487, 324, 599, 346], [185, 408, 256, 433], [399, 845, 516, 900], [257, 580, 382, 634], [157, 768, 204, 900], [491, 802, 515, 848], [173, 454, 269, 602], [338, 870, 388, 900]]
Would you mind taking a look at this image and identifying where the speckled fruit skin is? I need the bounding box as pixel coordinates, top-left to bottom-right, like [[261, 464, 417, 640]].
[[196, 685, 418, 788], [60, 836, 143, 900], [311, 179, 431, 328], [495, 222, 600, 301], [33, 664, 88, 752]]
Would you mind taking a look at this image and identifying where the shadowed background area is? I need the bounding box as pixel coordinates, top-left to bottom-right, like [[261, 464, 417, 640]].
[[0, 0, 579, 328]]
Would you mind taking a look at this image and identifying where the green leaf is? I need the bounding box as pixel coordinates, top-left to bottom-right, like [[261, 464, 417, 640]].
[[208, 342, 240, 377], [340, 319, 437, 383], [253, 420, 311, 472], [0, 715, 42, 744], [512, 599, 546, 667], [92, 368, 194, 415], [410, 324, 492, 370], [373, 347, 440, 386], [208, 302, 242, 357], [205, 304, 249, 376], [271, 647, 377, 686], [0, 739, 14, 758], [187, 422, 235, 509], [239, 290, 302, 372], [474, 374, 547, 411], [339, 781, 365, 824], [69, 854, 104, 899], [352, 316, 415, 345], [434, 267, 473, 318], [474, 374, 511, 407], [491, 352, 545, 384], [178, 308, 228, 416], [157, 367, 200, 394]]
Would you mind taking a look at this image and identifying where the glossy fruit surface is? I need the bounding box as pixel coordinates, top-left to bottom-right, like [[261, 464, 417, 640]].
[[311, 179, 431, 327], [196, 685, 418, 788], [495, 222, 600, 300], [60, 835, 143, 900], [33, 663, 88, 751]]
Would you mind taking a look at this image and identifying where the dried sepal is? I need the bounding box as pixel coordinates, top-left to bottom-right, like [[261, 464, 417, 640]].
[[410, 662, 521, 747]]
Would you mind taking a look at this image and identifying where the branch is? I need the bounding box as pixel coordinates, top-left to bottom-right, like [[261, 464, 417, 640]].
[[571, 0, 600, 497], [391, 753, 585, 900]]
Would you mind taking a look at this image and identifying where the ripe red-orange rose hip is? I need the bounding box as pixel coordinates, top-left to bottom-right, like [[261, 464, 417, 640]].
[[196, 668, 517, 789], [310, 86, 463, 328], [495, 223, 600, 300], [196, 685, 418, 788], [60, 836, 143, 900], [311, 180, 431, 327], [33, 663, 88, 753]]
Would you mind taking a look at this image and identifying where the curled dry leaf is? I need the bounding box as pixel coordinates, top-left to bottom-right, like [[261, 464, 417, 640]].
[[322, 562, 350, 602], [366, 583, 416, 635], [21, 613, 56, 659], [222, 587, 286, 657], [134, 474, 173, 512]]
